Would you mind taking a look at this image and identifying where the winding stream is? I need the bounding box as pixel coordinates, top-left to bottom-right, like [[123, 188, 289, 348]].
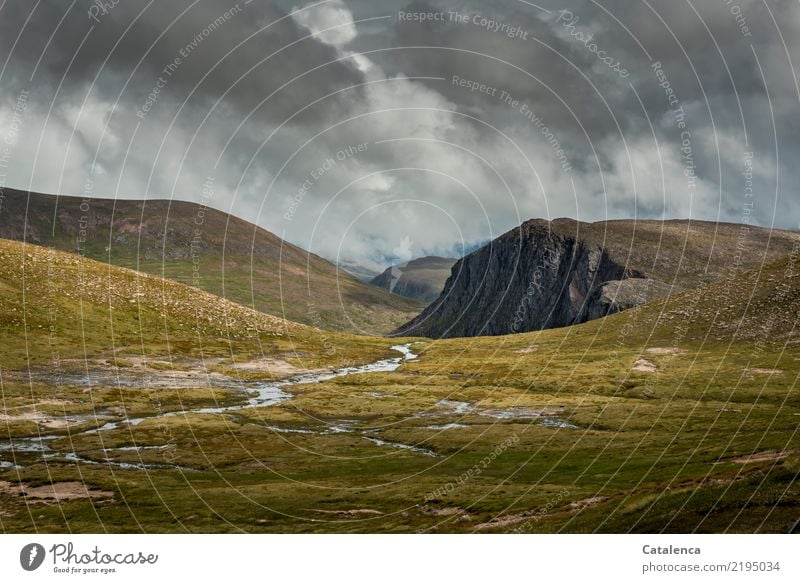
[[89, 343, 418, 431], [2, 345, 420, 470], [1, 343, 576, 472]]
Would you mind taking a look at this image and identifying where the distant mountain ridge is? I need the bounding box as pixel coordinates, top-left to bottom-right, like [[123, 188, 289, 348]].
[[393, 217, 800, 338], [0, 188, 423, 335], [338, 259, 381, 282], [370, 256, 457, 303]]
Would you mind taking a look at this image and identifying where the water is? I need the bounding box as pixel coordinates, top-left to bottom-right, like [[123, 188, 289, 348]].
[[63, 452, 191, 472], [478, 408, 542, 420], [81, 344, 417, 435], [2, 345, 422, 469], [362, 436, 438, 457], [0, 344, 578, 473], [433, 400, 473, 415], [538, 417, 579, 429], [263, 425, 314, 435], [422, 423, 468, 430], [0, 436, 58, 453]]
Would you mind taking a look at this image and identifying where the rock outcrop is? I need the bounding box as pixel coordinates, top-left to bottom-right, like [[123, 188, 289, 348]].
[[393, 217, 800, 338]]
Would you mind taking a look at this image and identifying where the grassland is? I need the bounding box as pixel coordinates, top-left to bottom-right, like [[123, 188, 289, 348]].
[[1, 238, 798, 533], [0, 188, 424, 335]]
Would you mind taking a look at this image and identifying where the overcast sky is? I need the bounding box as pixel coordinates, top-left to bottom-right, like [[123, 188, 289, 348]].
[[1, 0, 798, 271]]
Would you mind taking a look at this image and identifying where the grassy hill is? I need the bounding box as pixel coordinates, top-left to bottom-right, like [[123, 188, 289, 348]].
[[567, 218, 799, 287], [0, 237, 395, 372], [0, 188, 423, 335], [384, 253, 800, 532]]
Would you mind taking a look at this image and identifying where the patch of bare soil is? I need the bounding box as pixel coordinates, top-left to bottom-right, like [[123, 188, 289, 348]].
[[0, 412, 80, 429], [514, 345, 539, 354], [727, 450, 791, 464], [645, 347, 687, 355], [745, 368, 783, 375], [632, 358, 657, 373], [422, 506, 470, 518], [473, 513, 529, 531], [229, 358, 318, 379], [569, 496, 606, 510], [0, 480, 114, 501], [309, 508, 383, 517]]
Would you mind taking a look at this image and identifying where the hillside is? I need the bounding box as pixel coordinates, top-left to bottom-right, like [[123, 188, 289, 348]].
[[612, 250, 800, 346], [0, 237, 395, 372], [370, 256, 457, 303], [394, 218, 800, 338], [0, 188, 423, 335], [380, 253, 800, 533]]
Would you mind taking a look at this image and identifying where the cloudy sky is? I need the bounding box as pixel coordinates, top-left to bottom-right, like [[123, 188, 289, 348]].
[[1, 0, 798, 271]]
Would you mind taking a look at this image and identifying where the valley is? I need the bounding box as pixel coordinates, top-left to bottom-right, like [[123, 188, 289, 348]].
[[3, 2, 800, 574], [0, 234, 798, 533]]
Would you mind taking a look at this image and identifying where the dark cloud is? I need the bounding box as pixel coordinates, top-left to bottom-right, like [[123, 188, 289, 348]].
[[0, 0, 798, 270], [0, 0, 364, 124]]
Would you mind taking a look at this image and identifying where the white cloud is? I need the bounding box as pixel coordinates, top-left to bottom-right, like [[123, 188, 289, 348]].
[[291, 0, 358, 48]]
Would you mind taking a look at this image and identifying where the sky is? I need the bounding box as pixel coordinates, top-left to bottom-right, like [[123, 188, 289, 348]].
[[0, 0, 798, 272]]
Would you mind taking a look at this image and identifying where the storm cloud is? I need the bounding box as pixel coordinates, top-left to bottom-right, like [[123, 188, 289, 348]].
[[0, 0, 798, 271]]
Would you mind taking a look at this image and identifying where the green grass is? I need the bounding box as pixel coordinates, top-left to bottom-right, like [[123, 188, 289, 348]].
[[0, 189, 424, 335], [1, 239, 798, 533]]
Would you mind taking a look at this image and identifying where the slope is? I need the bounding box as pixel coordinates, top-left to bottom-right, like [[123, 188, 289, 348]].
[[0, 188, 424, 335], [0, 237, 395, 372]]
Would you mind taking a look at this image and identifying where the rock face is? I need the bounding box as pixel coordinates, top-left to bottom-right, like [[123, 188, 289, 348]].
[[370, 256, 457, 303], [394, 217, 800, 338], [394, 219, 642, 337], [584, 278, 673, 321]]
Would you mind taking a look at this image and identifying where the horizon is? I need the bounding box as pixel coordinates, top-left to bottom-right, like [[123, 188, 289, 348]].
[[3, 185, 795, 273]]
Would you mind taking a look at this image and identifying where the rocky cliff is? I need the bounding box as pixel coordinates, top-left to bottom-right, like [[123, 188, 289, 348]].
[[393, 217, 800, 338]]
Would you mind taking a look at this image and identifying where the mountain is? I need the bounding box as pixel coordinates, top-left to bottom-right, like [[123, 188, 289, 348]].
[[337, 259, 381, 282], [393, 217, 800, 338], [0, 188, 423, 335], [370, 256, 457, 303]]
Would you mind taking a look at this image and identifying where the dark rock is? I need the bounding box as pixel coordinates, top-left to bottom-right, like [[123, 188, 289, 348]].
[[393, 217, 800, 338], [394, 219, 648, 337]]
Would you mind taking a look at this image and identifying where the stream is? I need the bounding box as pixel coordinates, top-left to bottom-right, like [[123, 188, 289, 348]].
[[2, 344, 422, 470], [1, 343, 575, 472]]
